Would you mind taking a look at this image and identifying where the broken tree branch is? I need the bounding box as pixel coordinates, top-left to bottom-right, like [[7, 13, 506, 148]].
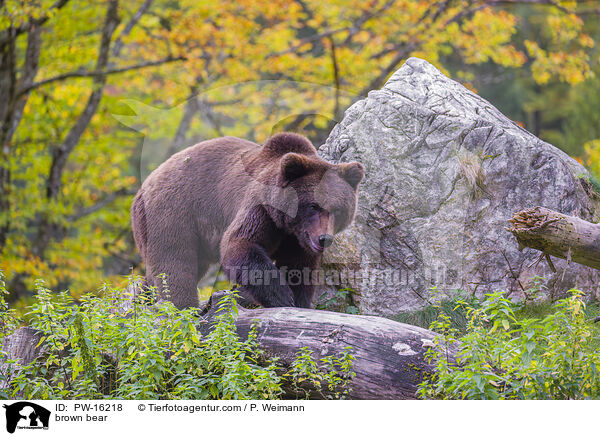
[[506, 206, 600, 271]]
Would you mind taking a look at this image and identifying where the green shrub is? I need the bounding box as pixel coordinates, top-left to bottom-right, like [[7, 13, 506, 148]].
[[287, 346, 355, 399], [0, 274, 354, 400], [393, 288, 477, 333], [418, 289, 600, 399], [315, 287, 360, 314]]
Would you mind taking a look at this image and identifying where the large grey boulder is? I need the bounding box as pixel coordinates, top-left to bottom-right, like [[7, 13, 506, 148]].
[[318, 57, 600, 317]]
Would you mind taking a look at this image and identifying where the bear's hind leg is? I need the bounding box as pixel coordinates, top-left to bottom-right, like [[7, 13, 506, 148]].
[[145, 236, 202, 310]]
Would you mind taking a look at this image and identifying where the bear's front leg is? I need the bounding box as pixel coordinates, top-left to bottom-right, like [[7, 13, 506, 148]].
[[273, 238, 320, 309], [221, 238, 295, 307], [221, 206, 295, 308], [289, 280, 315, 309]]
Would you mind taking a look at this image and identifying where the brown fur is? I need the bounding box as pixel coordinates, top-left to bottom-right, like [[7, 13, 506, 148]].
[[131, 132, 364, 309]]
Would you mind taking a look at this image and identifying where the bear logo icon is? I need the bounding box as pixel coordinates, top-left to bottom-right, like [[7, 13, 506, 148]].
[[3, 402, 50, 433]]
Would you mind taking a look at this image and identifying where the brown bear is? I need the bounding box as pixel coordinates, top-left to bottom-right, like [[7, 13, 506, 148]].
[[131, 132, 364, 309]]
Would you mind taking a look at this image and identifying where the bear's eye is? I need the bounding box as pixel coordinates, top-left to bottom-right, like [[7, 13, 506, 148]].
[[309, 203, 320, 212]]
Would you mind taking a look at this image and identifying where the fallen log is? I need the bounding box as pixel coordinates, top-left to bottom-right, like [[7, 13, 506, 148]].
[[507, 206, 600, 271], [200, 291, 449, 399], [2, 291, 452, 400]]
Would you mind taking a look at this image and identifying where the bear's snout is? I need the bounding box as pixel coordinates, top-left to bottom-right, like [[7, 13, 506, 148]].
[[318, 234, 334, 249]]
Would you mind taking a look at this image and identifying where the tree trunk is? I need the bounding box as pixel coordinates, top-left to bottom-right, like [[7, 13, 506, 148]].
[[33, 0, 120, 260], [0, 327, 46, 391], [2, 292, 453, 399], [507, 206, 600, 271]]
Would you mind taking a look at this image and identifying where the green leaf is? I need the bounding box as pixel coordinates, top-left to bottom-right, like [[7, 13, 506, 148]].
[[525, 341, 536, 354], [35, 336, 46, 349]]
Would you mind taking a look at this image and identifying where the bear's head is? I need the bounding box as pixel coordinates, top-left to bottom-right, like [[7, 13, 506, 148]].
[[272, 135, 364, 254]]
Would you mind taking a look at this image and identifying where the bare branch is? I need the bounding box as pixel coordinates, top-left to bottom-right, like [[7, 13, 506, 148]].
[[8, 24, 43, 141], [267, 27, 351, 58], [0, 29, 17, 147], [340, 0, 396, 45], [478, 0, 599, 15], [112, 0, 154, 57], [68, 188, 136, 222], [168, 89, 200, 156], [328, 36, 341, 120], [0, 27, 17, 252], [17, 56, 186, 96]]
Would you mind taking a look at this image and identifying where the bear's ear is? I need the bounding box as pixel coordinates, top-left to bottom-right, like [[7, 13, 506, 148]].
[[280, 153, 311, 185], [339, 162, 365, 189]]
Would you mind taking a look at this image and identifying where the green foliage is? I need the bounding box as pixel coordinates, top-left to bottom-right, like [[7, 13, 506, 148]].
[[288, 346, 355, 399], [0, 277, 355, 400], [0, 273, 19, 399], [319, 346, 355, 399], [584, 139, 600, 183], [394, 288, 477, 333], [418, 289, 600, 399], [0, 273, 18, 335], [315, 287, 360, 315]]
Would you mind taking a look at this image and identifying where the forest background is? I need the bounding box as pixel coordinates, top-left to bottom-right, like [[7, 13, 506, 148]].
[[1, 0, 599, 306]]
